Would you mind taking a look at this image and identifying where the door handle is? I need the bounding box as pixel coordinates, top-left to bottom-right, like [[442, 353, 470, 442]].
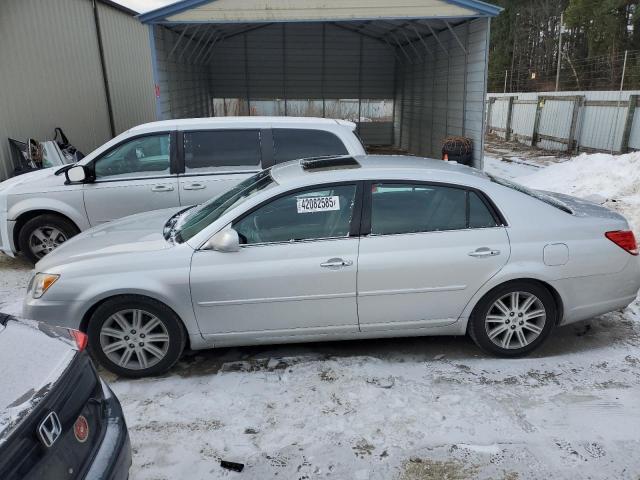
[[468, 248, 501, 258], [151, 184, 175, 192], [183, 183, 206, 191], [320, 258, 353, 269]]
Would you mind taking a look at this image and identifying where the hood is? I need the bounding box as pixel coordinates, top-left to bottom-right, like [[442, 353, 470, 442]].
[[36, 207, 183, 271], [539, 190, 628, 222], [0, 167, 66, 195], [0, 317, 76, 447]]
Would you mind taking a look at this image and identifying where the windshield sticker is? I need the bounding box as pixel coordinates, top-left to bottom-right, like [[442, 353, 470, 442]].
[[297, 196, 340, 214]]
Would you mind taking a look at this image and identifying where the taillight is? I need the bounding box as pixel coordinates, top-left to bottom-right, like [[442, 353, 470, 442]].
[[68, 329, 88, 351], [605, 230, 639, 255]]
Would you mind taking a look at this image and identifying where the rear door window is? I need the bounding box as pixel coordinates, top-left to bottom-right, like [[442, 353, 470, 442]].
[[183, 130, 261, 172], [370, 183, 499, 236], [272, 129, 348, 164]]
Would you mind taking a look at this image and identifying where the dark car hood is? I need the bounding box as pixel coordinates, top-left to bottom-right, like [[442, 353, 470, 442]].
[[0, 318, 76, 446]]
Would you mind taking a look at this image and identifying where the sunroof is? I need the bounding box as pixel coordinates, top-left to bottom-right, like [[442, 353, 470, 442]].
[[300, 156, 360, 171]]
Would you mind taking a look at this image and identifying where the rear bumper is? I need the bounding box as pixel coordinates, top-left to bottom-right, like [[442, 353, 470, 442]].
[[552, 256, 640, 326], [84, 380, 131, 480]]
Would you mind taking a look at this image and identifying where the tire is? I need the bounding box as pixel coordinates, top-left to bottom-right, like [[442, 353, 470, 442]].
[[18, 214, 79, 263], [468, 281, 557, 358], [87, 296, 186, 378]]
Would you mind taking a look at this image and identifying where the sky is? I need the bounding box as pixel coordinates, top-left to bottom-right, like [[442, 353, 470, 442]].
[[112, 0, 179, 13]]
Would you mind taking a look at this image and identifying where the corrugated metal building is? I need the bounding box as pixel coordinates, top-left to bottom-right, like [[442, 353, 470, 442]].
[[139, 0, 501, 168], [0, 0, 156, 181]]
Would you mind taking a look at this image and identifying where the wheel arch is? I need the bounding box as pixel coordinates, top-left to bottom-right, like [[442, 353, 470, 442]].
[[79, 293, 192, 350], [13, 209, 81, 252], [462, 277, 565, 332]]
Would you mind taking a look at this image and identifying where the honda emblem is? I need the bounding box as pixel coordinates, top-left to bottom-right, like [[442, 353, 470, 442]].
[[38, 411, 62, 448]]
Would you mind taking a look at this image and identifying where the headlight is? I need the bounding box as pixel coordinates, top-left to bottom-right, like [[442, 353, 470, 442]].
[[32, 273, 60, 298]]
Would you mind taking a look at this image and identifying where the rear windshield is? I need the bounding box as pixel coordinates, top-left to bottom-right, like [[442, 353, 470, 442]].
[[487, 174, 572, 214]]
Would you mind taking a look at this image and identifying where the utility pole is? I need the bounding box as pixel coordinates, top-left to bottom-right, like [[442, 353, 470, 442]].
[[503, 70, 508, 93], [555, 12, 563, 92], [509, 13, 519, 93]]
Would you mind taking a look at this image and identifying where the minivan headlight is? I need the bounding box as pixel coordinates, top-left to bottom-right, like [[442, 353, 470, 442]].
[[32, 273, 60, 298]]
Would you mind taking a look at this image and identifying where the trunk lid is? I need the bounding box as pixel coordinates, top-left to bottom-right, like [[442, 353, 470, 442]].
[[540, 190, 629, 223]]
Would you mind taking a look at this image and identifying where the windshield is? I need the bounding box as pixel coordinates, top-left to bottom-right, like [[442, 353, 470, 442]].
[[487, 174, 572, 214], [174, 170, 276, 243]]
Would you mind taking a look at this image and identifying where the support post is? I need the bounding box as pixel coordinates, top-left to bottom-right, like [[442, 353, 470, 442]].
[[505, 96, 514, 141], [282, 24, 287, 116], [567, 96, 584, 153], [621, 95, 637, 153], [555, 12, 563, 92], [357, 35, 363, 134], [243, 34, 251, 115], [531, 97, 544, 147], [92, 0, 115, 137], [322, 23, 326, 118]]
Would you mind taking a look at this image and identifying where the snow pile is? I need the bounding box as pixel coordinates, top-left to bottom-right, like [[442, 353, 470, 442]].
[[515, 151, 640, 233]]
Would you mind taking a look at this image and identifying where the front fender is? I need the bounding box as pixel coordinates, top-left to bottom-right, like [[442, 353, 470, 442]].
[[8, 193, 90, 230]]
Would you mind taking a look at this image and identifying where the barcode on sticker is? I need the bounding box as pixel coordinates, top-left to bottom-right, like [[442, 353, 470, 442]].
[[296, 196, 340, 213]]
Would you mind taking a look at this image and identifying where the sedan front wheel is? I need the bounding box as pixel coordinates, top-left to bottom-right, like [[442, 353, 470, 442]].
[[87, 296, 186, 377], [468, 281, 557, 357]]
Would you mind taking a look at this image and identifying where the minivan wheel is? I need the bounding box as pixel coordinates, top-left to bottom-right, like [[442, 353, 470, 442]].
[[468, 281, 556, 357], [87, 296, 186, 378], [18, 214, 79, 263]]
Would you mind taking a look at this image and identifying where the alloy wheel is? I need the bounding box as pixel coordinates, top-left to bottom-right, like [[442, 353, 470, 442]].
[[484, 291, 547, 350], [99, 309, 170, 371], [29, 226, 68, 258]]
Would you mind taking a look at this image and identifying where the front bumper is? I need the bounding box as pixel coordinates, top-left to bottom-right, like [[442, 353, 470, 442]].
[[85, 380, 131, 480], [22, 296, 86, 330], [0, 210, 16, 256]]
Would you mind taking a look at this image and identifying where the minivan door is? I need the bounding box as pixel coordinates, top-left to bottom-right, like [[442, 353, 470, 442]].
[[83, 133, 179, 226], [178, 130, 262, 207], [357, 182, 510, 331]]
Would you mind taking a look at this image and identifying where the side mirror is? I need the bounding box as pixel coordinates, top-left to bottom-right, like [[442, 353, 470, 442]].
[[204, 228, 240, 252], [65, 165, 87, 183]]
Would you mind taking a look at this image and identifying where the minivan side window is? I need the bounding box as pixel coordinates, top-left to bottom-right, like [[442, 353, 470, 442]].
[[234, 184, 357, 245], [183, 130, 261, 172], [370, 183, 498, 236], [94, 134, 170, 180], [272, 129, 348, 164]]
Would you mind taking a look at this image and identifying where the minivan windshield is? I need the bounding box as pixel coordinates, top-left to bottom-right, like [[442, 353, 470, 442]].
[[173, 170, 276, 243]]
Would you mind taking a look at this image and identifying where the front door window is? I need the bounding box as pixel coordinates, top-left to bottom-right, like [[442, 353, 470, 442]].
[[94, 134, 171, 180], [233, 184, 357, 244]]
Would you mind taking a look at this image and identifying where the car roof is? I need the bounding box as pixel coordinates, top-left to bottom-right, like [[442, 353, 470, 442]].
[[269, 155, 491, 188], [127, 116, 356, 134]]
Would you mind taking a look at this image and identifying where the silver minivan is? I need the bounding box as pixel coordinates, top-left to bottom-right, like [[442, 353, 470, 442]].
[[0, 117, 365, 261]]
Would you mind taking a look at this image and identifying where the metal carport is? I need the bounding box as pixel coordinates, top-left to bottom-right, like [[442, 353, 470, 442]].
[[139, 0, 501, 167]]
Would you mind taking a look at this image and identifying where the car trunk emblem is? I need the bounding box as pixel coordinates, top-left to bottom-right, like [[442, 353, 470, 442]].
[[37, 411, 62, 448], [74, 415, 89, 443]]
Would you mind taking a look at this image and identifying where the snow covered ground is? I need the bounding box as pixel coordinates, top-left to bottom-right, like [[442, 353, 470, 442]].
[[2, 150, 640, 479]]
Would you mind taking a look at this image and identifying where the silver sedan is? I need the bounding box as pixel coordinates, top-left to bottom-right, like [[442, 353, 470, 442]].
[[23, 155, 640, 377]]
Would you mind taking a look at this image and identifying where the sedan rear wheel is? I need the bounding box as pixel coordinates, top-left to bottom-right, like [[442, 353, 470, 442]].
[[88, 296, 186, 378], [469, 281, 556, 357]]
